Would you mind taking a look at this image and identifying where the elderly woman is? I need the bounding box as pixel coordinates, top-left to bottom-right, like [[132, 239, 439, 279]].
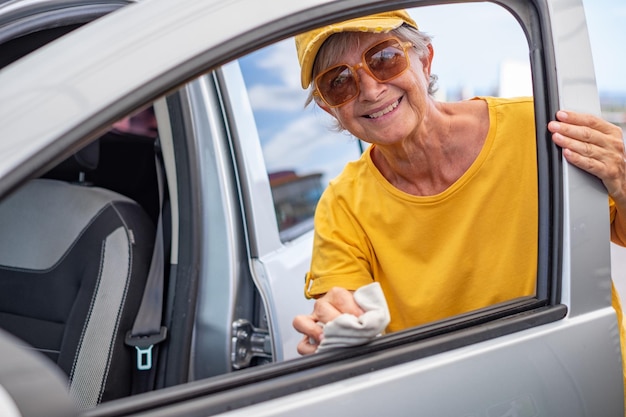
[[292, 10, 626, 356]]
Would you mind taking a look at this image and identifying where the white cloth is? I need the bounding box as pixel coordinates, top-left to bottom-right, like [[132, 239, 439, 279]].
[[316, 282, 390, 353]]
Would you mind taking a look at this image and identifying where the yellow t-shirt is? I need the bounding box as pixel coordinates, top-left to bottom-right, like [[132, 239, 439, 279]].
[[305, 96, 538, 333], [610, 197, 626, 246]]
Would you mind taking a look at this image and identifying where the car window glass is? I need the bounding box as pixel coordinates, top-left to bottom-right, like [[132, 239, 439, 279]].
[[301, 2, 538, 325], [233, 1, 536, 355], [188, 4, 540, 403], [202, 0, 541, 395]]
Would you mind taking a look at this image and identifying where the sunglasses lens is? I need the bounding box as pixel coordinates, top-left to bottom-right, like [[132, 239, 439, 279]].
[[317, 65, 358, 107], [365, 41, 409, 82], [315, 39, 410, 107]]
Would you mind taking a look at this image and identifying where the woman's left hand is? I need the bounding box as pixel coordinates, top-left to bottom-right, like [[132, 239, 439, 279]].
[[549, 110, 626, 204]]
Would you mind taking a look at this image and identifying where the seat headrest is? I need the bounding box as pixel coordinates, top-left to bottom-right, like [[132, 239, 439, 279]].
[[48, 140, 100, 177]]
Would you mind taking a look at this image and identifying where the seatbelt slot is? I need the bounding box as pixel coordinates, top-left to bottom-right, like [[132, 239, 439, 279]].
[[125, 326, 167, 371], [134, 345, 154, 371]]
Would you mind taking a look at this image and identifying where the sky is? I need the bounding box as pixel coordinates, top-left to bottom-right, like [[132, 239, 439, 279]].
[[237, 1, 626, 182], [409, 0, 626, 97], [407, 3, 531, 98], [582, 0, 626, 95]]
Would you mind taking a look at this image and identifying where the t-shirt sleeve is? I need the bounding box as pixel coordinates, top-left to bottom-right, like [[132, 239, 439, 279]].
[[305, 185, 374, 298], [610, 196, 626, 246]]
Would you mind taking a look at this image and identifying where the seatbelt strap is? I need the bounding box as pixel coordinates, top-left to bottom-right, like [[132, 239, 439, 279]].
[[125, 140, 168, 393]]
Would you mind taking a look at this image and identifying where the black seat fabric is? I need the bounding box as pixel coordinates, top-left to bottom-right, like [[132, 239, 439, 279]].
[[0, 176, 155, 407]]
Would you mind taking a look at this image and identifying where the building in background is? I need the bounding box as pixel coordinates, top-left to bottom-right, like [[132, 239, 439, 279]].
[[269, 170, 324, 238]]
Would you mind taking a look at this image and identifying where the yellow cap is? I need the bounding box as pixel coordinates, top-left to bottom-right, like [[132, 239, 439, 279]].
[[295, 10, 418, 89]]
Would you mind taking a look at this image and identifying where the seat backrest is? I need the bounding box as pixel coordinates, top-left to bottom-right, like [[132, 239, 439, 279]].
[[0, 143, 156, 408]]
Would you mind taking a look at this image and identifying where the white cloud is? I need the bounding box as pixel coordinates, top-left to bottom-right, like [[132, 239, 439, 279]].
[[262, 113, 361, 182], [410, 4, 530, 94], [247, 83, 308, 112], [253, 39, 302, 89], [245, 38, 312, 112]]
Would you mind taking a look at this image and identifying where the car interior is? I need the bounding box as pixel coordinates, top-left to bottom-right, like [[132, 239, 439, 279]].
[[0, 136, 158, 408], [0, 16, 166, 408]]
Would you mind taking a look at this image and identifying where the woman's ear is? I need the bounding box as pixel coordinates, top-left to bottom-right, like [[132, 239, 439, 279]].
[[422, 43, 434, 77]]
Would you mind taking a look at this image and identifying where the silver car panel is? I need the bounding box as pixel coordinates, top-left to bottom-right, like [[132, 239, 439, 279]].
[[216, 61, 316, 362], [182, 75, 245, 378], [547, 0, 614, 317], [191, 311, 622, 417]]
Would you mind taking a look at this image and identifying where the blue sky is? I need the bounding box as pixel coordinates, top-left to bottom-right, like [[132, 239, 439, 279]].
[[407, 3, 530, 98], [409, 1, 626, 97], [582, 0, 626, 94]]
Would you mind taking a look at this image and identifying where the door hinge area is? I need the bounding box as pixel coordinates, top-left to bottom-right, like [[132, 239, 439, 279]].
[[231, 319, 272, 370]]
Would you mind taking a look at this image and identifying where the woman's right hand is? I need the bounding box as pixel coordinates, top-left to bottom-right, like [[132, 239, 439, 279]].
[[292, 287, 365, 355]]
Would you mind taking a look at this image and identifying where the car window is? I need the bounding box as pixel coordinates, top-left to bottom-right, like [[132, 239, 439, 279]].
[[154, 0, 544, 391], [169, 2, 566, 414]]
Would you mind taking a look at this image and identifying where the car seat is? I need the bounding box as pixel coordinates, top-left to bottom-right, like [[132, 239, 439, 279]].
[[0, 140, 156, 408]]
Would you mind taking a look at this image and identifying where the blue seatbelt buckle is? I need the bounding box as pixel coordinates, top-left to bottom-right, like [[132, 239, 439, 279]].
[[125, 326, 167, 371], [134, 345, 154, 371]]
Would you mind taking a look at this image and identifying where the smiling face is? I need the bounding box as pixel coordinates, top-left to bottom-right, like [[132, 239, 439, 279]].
[[315, 32, 434, 146]]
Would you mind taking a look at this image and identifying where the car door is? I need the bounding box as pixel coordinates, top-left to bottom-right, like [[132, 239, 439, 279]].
[[0, 0, 621, 416]]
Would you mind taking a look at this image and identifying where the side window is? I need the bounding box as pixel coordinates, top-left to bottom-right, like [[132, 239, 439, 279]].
[[238, 40, 363, 241], [194, 3, 566, 414]]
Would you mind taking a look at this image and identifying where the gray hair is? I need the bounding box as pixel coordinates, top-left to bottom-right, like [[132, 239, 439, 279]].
[[305, 24, 439, 111]]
